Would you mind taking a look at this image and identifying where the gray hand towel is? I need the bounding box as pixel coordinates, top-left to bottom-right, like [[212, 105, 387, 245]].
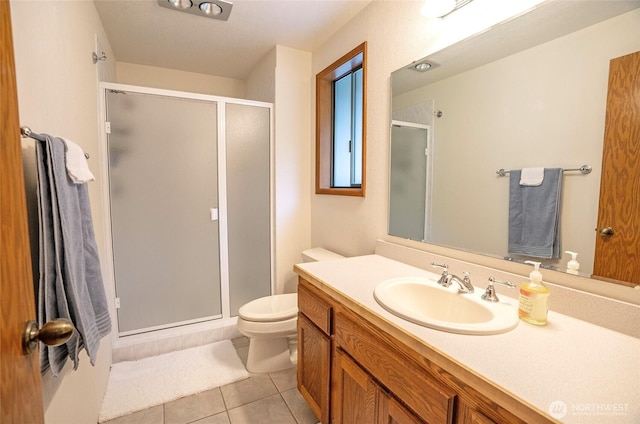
[[508, 168, 563, 259], [36, 135, 111, 376]]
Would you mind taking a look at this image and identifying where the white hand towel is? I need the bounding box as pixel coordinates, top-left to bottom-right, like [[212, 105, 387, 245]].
[[519, 167, 544, 186], [61, 138, 95, 183]]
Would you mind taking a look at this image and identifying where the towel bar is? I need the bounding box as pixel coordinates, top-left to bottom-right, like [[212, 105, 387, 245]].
[[20, 126, 90, 159], [496, 165, 591, 177]]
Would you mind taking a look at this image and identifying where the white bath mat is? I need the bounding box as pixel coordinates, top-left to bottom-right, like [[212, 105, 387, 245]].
[[98, 340, 249, 422]]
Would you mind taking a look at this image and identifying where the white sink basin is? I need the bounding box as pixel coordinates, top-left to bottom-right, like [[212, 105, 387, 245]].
[[373, 277, 518, 335]]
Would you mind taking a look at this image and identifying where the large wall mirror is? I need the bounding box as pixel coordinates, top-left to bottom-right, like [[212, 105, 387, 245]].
[[389, 2, 639, 285]]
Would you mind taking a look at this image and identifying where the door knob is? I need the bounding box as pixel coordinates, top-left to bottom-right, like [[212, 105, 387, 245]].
[[22, 319, 74, 354], [599, 227, 615, 238]]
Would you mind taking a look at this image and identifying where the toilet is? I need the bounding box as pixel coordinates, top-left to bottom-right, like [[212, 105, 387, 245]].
[[236, 247, 344, 373]]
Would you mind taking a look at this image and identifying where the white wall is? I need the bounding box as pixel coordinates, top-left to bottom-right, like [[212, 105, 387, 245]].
[[117, 62, 246, 98], [310, 0, 545, 257], [393, 10, 640, 275], [10, 1, 116, 423], [246, 48, 276, 103], [274, 46, 313, 293]]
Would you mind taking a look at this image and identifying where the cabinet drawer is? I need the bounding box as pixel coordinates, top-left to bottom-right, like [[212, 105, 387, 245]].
[[335, 309, 456, 424], [298, 279, 333, 335]]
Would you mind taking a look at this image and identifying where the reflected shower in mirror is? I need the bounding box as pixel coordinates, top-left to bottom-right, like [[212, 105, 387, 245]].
[[389, 3, 640, 282]]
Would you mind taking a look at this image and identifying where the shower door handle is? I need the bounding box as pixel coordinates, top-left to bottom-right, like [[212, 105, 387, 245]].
[[210, 208, 219, 221]]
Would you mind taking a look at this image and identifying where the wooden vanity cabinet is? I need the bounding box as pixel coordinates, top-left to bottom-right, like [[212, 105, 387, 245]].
[[297, 277, 550, 424], [297, 282, 333, 423], [335, 307, 456, 423], [333, 347, 425, 424]]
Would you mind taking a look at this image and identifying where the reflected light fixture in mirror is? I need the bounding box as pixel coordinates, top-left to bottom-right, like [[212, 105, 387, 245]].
[[413, 60, 439, 72], [421, 0, 474, 19]]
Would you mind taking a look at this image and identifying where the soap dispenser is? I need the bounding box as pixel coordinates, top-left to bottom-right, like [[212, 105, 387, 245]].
[[565, 251, 580, 275], [518, 261, 550, 325]]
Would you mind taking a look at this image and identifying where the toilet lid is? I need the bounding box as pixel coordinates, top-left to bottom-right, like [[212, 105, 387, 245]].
[[238, 293, 298, 322]]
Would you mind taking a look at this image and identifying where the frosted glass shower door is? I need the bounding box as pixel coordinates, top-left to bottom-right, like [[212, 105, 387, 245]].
[[389, 123, 429, 241], [107, 91, 221, 334], [226, 103, 272, 315]]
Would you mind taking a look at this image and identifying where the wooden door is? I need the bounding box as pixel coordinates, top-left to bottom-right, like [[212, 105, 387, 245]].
[[331, 348, 380, 424], [593, 51, 640, 287], [0, 1, 45, 422]]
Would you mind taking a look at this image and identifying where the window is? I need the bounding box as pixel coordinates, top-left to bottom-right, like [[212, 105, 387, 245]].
[[316, 42, 367, 196]]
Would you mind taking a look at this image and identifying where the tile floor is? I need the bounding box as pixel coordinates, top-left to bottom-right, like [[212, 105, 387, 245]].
[[101, 337, 319, 424]]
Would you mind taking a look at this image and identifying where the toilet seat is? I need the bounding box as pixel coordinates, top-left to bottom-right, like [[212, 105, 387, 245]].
[[238, 293, 298, 322]]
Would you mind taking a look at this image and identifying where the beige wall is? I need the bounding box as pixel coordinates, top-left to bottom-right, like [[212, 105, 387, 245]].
[[117, 62, 246, 98], [246, 48, 276, 103], [10, 1, 116, 423], [274, 46, 313, 293], [310, 0, 546, 258]]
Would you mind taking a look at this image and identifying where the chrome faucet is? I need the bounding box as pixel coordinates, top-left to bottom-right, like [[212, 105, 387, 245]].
[[431, 263, 474, 293], [448, 272, 474, 293]]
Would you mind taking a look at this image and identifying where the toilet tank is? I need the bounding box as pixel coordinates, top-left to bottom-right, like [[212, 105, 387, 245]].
[[301, 247, 344, 263]]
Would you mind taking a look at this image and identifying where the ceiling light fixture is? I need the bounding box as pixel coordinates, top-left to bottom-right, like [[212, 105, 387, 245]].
[[421, 0, 474, 19], [168, 0, 193, 10], [199, 2, 223, 16], [158, 0, 233, 21]]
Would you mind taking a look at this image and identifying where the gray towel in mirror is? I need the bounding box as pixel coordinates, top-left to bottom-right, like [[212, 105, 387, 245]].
[[508, 168, 563, 259]]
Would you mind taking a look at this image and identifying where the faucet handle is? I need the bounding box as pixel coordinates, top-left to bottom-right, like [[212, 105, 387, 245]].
[[431, 262, 448, 273], [431, 263, 451, 287], [481, 277, 516, 302], [462, 271, 471, 282]]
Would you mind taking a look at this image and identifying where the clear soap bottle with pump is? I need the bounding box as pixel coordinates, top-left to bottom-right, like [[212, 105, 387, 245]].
[[518, 261, 550, 325]]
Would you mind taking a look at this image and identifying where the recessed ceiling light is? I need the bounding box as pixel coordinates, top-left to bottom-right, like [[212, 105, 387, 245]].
[[199, 2, 223, 16], [168, 0, 193, 10]]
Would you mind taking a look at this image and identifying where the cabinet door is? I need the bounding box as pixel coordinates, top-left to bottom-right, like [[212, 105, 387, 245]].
[[298, 314, 331, 423], [380, 396, 426, 424], [456, 402, 496, 424], [332, 348, 380, 424]]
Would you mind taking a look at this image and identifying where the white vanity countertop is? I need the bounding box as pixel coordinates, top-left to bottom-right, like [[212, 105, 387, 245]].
[[295, 254, 640, 424]]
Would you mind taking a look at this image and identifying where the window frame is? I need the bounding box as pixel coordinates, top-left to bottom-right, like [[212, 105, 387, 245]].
[[316, 42, 367, 197]]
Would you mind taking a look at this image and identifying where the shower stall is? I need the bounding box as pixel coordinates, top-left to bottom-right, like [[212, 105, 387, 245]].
[[99, 83, 273, 346], [389, 120, 432, 242]]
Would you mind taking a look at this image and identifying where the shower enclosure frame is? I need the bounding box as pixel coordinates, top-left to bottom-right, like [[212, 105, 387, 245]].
[[389, 120, 433, 242], [97, 82, 275, 349]]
